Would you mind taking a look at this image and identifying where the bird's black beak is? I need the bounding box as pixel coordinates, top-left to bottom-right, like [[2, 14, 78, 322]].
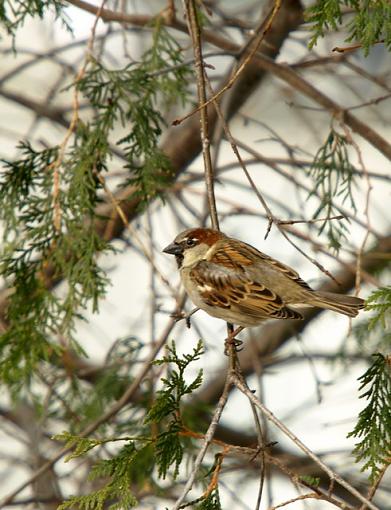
[[163, 242, 183, 256]]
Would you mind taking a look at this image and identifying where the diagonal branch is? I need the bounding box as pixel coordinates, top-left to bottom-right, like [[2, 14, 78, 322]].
[[233, 375, 380, 510]]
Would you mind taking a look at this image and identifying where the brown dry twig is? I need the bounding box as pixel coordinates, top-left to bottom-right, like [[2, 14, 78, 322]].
[[0, 303, 185, 509], [332, 40, 384, 53], [269, 492, 321, 510], [182, 0, 219, 230], [172, 0, 282, 127], [232, 375, 380, 510], [49, 0, 107, 233]]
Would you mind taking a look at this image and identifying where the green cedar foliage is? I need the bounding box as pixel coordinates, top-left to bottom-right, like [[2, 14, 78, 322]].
[[306, 0, 391, 54], [146, 340, 204, 479], [365, 286, 391, 330], [0, 140, 108, 388], [76, 19, 191, 209], [55, 341, 205, 509], [347, 354, 391, 481], [348, 287, 391, 481], [0, 21, 191, 390], [306, 128, 356, 251], [0, 0, 71, 37], [195, 488, 222, 510]]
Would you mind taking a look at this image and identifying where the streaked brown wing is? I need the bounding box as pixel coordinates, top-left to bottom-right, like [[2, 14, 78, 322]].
[[211, 239, 313, 292], [263, 257, 313, 292], [190, 261, 303, 320]]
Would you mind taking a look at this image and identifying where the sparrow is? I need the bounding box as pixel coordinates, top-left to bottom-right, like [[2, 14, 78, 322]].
[[163, 228, 365, 327]]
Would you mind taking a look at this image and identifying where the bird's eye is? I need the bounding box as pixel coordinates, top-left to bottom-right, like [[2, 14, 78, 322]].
[[186, 238, 196, 247]]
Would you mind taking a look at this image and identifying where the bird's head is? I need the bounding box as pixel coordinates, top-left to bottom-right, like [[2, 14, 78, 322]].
[[163, 228, 222, 268]]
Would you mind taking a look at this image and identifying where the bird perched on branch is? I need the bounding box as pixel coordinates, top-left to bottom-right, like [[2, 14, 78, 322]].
[[163, 228, 364, 327]]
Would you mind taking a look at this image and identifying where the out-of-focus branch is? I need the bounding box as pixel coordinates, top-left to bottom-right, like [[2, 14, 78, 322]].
[[0, 0, 303, 318], [5, 404, 63, 510], [0, 90, 69, 127], [0, 305, 184, 509]]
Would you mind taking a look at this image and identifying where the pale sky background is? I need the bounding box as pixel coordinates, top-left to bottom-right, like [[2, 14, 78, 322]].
[[0, 1, 390, 508]]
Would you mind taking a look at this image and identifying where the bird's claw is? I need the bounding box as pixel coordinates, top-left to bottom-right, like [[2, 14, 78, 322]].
[[224, 337, 243, 355]]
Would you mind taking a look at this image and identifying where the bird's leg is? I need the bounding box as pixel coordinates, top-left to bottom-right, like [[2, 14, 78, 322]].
[[170, 307, 199, 328], [224, 324, 244, 354]]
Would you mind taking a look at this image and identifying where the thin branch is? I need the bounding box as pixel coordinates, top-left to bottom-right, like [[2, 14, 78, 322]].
[[66, 0, 391, 161], [172, 0, 281, 127], [269, 492, 321, 510], [359, 463, 390, 510], [232, 375, 380, 510], [203, 73, 342, 285], [0, 302, 185, 509], [182, 0, 219, 229], [332, 40, 384, 53], [195, 233, 391, 407], [171, 366, 233, 510]]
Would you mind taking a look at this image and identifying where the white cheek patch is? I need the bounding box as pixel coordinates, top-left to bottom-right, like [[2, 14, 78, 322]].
[[182, 249, 200, 267], [181, 243, 209, 267]]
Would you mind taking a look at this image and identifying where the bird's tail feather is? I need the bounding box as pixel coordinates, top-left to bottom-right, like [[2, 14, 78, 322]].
[[312, 291, 365, 318]]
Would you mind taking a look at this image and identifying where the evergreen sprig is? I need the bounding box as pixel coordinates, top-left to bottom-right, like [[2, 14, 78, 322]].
[[0, 0, 71, 37], [306, 0, 391, 54], [347, 353, 391, 481], [365, 286, 391, 329], [307, 128, 357, 251], [55, 432, 106, 461], [0, 21, 191, 389], [55, 435, 155, 510], [146, 340, 204, 478], [76, 21, 191, 209], [0, 139, 109, 388], [55, 342, 205, 509], [143, 17, 191, 108], [58, 442, 143, 510], [195, 488, 222, 510], [306, 0, 342, 48]]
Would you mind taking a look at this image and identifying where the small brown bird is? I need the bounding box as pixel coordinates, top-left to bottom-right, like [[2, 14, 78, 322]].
[[163, 228, 365, 327]]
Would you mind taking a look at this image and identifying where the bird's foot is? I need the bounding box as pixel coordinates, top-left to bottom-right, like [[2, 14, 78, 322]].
[[224, 326, 244, 354]]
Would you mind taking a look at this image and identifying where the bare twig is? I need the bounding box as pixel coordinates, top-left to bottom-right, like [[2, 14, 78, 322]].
[[48, 0, 107, 233], [232, 375, 380, 510], [359, 463, 390, 510], [332, 40, 384, 53], [269, 492, 321, 510], [182, 0, 219, 230], [172, 0, 281, 126], [0, 301, 186, 509], [171, 366, 233, 510], [202, 73, 342, 285]]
